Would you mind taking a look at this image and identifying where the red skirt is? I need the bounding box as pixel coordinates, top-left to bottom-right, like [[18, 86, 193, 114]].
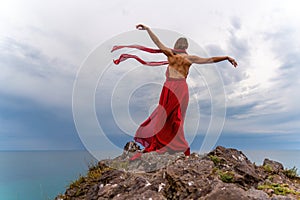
[[134, 76, 190, 156]]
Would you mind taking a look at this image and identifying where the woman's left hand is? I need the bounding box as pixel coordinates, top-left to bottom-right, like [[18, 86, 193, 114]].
[[136, 24, 149, 30]]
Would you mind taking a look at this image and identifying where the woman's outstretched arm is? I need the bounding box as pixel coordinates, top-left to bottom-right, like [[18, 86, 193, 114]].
[[188, 55, 238, 67], [136, 24, 173, 57]]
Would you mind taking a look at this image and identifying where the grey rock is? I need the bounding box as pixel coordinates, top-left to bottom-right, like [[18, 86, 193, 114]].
[[270, 196, 295, 200], [208, 146, 264, 188], [203, 182, 251, 200], [56, 143, 300, 200], [246, 187, 270, 200], [263, 158, 284, 173]]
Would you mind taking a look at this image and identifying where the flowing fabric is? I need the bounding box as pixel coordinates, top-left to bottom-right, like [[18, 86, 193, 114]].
[[113, 53, 168, 66], [111, 45, 186, 66], [112, 45, 190, 157]]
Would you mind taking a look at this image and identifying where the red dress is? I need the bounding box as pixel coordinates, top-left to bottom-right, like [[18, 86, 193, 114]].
[[134, 67, 190, 156], [112, 45, 191, 157]]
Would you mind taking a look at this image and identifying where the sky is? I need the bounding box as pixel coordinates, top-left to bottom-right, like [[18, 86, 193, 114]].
[[0, 0, 300, 152]]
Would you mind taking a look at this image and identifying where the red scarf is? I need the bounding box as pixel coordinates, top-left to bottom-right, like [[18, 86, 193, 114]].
[[111, 45, 186, 66]]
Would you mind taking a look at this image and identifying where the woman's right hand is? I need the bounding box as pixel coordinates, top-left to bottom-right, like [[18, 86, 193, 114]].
[[228, 56, 238, 68]]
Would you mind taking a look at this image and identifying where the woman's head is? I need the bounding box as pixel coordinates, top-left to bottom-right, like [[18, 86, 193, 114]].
[[174, 37, 188, 50]]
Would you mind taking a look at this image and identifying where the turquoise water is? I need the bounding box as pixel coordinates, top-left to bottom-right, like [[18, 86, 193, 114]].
[[0, 150, 299, 200], [0, 151, 96, 200]]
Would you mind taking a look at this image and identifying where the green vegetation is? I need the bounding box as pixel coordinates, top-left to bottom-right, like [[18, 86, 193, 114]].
[[69, 163, 112, 189], [87, 167, 103, 180], [87, 163, 112, 181], [219, 171, 235, 183], [267, 175, 274, 181], [75, 188, 84, 197], [258, 183, 300, 196], [263, 164, 273, 173], [69, 175, 85, 189], [212, 167, 219, 174], [209, 155, 221, 165], [283, 166, 298, 179]]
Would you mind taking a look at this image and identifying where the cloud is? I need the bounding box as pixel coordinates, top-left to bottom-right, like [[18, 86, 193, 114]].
[[1, 0, 300, 150], [0, 94, 83, 150], [230, 16, 241, 30], [0, 37, 75, 108], [200, 11, 300, 136]]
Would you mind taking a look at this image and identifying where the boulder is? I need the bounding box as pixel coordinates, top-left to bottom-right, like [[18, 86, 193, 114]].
[[263, 158, 284, 173]]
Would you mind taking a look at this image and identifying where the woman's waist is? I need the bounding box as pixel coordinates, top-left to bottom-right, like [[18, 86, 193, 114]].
[[166, 66, 188, 80], [165, 76, 187, 81]]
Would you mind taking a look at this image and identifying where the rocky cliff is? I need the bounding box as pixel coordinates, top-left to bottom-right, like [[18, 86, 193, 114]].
[[56, 143, 300, 200]]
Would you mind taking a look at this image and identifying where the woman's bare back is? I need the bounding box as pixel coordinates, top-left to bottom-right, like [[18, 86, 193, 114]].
[[167, 53, 192, 78]]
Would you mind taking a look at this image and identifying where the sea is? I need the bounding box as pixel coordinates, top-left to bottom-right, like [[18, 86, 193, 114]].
[[0, 151, 97, 200], [0, 150, 299, 200]]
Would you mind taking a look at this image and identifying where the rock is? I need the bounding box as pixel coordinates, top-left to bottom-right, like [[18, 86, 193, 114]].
[[208, 146, 264, 188], [272, 174, 284, 184], [163, 159, 215, 199], [56, 144, 300, 200], [104, 147, 186, 172], [203, 182, 252, 200], [246, 187, 270, 200], [123, 141, 141, 153], [270, 196, 295, 200], [267, 188, 275, 195], [263, 158, 284, 173]]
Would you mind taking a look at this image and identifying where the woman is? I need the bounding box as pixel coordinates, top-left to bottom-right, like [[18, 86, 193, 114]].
[[114, 24, 237, 160]]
